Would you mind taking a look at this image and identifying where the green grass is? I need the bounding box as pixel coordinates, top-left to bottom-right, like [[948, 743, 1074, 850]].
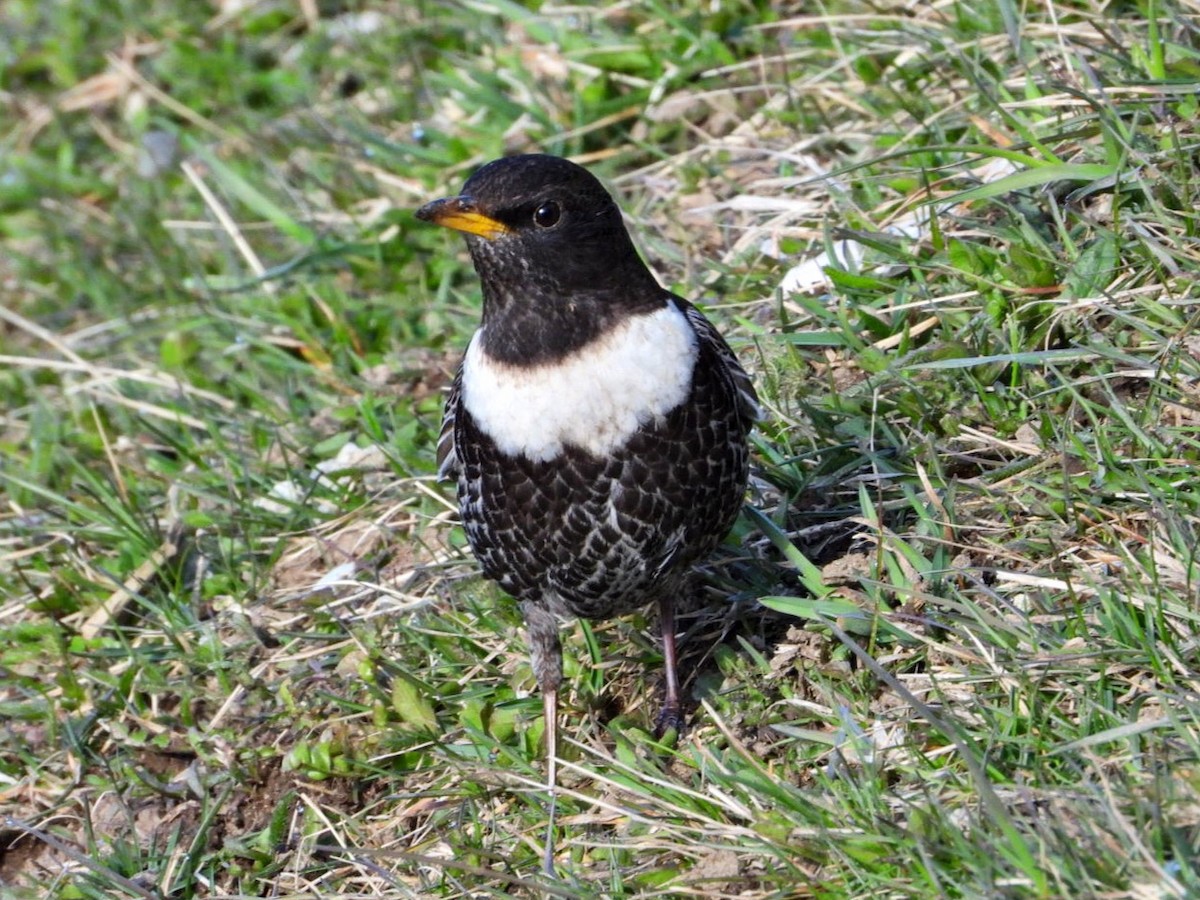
[[3, 0, 1200, 897]]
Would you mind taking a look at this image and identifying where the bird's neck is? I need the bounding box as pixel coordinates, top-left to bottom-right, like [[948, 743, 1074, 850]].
[[479, 281, 666, 366]]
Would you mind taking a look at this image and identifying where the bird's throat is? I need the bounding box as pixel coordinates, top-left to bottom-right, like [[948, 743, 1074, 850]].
[[479, 284, 666, 366], [469, 232, 665, 366]]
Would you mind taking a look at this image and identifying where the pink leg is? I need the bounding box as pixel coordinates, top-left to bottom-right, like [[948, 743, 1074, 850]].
[[656, 593, 683, 735]]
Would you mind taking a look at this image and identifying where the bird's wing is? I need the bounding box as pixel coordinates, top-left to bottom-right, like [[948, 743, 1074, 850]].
[[678, 297, 762, 429], [436, 366, 463, 480]]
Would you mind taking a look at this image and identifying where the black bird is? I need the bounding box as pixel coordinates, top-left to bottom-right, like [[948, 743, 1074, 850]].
[[417, 153, 758, 862]]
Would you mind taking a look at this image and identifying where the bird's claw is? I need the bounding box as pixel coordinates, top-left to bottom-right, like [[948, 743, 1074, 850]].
[[654, 704, 684, 740]]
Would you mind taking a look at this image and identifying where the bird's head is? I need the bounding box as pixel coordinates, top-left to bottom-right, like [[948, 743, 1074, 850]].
[[417, 154, 664, 364]]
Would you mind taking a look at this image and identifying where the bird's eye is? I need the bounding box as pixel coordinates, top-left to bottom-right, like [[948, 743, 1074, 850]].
[[532, 201, 561, 229]]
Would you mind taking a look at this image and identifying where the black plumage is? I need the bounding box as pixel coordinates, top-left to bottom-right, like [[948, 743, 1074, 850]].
[[416, 153, 757, 869]]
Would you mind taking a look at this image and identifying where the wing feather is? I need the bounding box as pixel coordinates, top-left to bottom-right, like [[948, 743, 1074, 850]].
[[436, 366, 463, 480], [676, 296, 761, 429]]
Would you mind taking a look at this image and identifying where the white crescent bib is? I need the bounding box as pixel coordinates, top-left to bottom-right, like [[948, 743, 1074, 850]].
[[461, 304, 698, 463]]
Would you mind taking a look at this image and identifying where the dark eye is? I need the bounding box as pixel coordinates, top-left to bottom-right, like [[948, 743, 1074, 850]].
[[532, 201, 561, 228]]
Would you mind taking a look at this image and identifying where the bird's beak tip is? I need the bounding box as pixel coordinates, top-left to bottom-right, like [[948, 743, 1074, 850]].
[[416, 195, 511, 240]]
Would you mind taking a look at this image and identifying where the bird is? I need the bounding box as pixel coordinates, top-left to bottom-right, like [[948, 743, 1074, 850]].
[[416, 153, 758, 869]]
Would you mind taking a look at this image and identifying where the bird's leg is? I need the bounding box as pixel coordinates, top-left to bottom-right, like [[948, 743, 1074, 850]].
[[520, 600, 562, 876], [541, 685, 558, 876], [655, 591, 684, 737]]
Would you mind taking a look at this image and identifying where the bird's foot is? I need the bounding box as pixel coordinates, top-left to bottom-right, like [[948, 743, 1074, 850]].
[[654, 703, 684, 741]]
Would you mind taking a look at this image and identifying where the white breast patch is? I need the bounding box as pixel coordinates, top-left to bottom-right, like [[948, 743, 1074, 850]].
[[461, 304, 698, 462]]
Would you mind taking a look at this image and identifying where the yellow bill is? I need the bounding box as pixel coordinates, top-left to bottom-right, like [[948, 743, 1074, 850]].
[[415, 196, 511, 240]]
